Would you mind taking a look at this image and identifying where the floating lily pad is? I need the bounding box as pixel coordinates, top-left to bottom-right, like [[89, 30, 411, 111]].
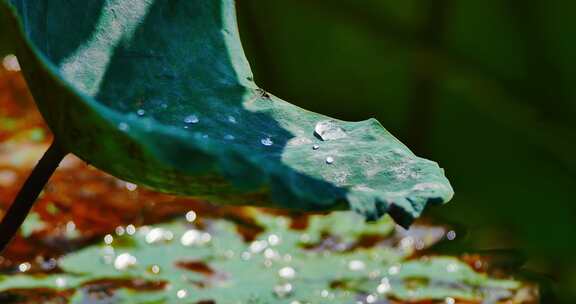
[[0, 210, 529, 304], [0, 0, 453, 225]]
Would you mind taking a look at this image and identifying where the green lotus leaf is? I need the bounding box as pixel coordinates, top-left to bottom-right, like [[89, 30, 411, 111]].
[[0, 0, 453, 226], [0, 210, 524, 303]]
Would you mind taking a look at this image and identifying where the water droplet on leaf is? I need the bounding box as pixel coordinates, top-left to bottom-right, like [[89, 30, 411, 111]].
[[366, 294, 378, 303], [150, 264, 161, 274], [261, 137, 274, 146], [184, 115, 199, 124], [115, 226, 125, 236], [2, 54, 21, 71], [388, 265, 400, 275], [125, 224, 136, 235], [185, 211, 197, 222], [18, 262, 31, 272], [125, 182, 138, 191], [104, 234, 114, 245], [145, 228, 174, 244], [278, 266, 296, 280], [249, 240, 268, 253], [314, 120, 347, 141], [274, 283, 293, 298], [55, 277, 67, 288], [114, 253, 137, 271], [268, 234, 280, 246], [177, 289, 188, 299], [348, 260, 366, 271], [181, 229, 211, 246], [377, 278, 391, 294], [118, 122, 129, 132]]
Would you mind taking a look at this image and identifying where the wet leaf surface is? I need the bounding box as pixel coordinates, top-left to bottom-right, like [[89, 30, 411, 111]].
[[0, 67, 538, 303], [0, 0, 453, 226]]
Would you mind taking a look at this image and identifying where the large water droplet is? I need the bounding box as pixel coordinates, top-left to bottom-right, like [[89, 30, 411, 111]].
[[185, 211, 197, 222], [114, 253, 137, 270], [314, 120, 347, 141], [261, 137, 274, 146], [184, 115, 199, 124], [278, 266, 296, 280]]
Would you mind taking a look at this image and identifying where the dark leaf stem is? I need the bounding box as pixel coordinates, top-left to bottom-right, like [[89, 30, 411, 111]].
[[0, 140, 67, 253]]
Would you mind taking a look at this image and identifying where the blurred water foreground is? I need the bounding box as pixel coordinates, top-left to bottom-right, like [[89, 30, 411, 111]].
[[0, 57, 538, 303]]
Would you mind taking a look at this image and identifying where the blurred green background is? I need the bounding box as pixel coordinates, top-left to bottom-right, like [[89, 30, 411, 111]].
[[236, 1, 576, 302]]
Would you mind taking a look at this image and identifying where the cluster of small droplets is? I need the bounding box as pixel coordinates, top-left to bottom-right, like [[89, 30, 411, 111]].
[[180, 229, 212, 246], [145, 227, 174, 244]]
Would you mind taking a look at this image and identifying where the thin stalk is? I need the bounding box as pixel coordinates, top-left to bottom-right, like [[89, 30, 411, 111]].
[[0, 140, 67, 253]]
